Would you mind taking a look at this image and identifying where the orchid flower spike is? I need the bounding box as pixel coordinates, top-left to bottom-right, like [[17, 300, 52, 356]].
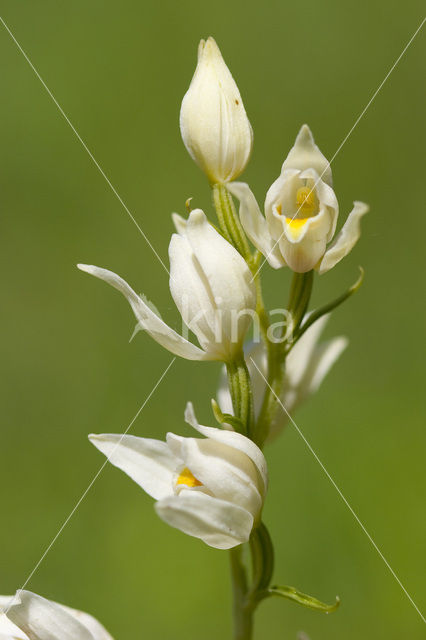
[[180, 37, 253, 184], [0, 590, 113, 640], [217, 314, 348, 441], [89, 403, 267, 550], [78, 209, 256, 362], [229, 124, 369, 273]]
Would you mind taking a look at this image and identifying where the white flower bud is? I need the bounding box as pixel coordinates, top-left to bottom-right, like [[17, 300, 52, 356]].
[[180, 37, 253, 184]]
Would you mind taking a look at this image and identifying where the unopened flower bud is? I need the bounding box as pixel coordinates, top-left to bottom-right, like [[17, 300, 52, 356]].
[[180, 37, 253, 184]]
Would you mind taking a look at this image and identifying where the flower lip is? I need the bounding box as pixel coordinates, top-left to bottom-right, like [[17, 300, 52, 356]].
[[175, 466, 203, 488], [269, 168, 339, 245]]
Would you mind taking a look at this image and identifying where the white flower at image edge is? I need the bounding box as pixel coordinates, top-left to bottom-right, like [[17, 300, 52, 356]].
[[217, 315, 348, 441], [0, 591, 113, 640], [180, 36, 253, 184], [228, 124, 369, 273], [89, 403, 267, 550], [78, 209, 256, 362]]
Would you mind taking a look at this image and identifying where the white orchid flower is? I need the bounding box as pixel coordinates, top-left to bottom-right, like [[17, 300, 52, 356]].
[[180, 37, 253, 184], [89, 402, 267, 550], [217, 315, 348, 441], [0, 590, 113, 640], [78, 209, 256, 362], [228, 124, 368, 273]]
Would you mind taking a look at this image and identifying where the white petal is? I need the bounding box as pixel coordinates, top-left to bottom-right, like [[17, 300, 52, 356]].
[[155, 490, 253, 549], [55, 605, 114, 640], [282, 124, 333, 186], [184, 210, 256, 356], [168, 232, 218, 353], [77, 264, 211, 361], [286, 315, 331, 387], [180, 37, 253, 184], [216, 365, 234, 416], [184, 402, 268, 495], [5, 591, 95, 640], [89, 434, 177, 500], [317, 201, 369, 274], [171, 212, 187, 235], [179, 437, 263, 518], [227, 182, 285, 269], [305, 336, 348, 394], [0, 612, 29, 640], [278, 227, 328, 273]]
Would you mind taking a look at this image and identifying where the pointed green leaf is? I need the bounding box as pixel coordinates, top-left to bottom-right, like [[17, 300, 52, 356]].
[[293, 267, 364, 344], [261, 585, 340, 613]]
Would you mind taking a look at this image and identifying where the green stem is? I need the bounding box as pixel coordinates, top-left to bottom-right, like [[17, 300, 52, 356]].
[[255, 271, 313, 446], [287, 270, 314, 338], [230, 547, 254, 640], [229, 522, 274, 640], [226, 353, 254, 438], [213, 183, 252, 260]]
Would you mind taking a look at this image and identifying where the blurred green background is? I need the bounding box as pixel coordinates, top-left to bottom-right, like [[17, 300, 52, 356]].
[[0, 1, 425, 638]]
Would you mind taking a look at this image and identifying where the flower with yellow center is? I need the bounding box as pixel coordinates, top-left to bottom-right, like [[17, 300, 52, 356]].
[[89, 403, 267, 550], [228, 124, 369, 273]]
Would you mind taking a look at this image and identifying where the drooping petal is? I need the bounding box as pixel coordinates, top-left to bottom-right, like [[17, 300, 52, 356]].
[[317, 201, 369, 274], [89, 434, 177, 500], [178, 437, 263, 518], [184, 402, 268, 495], [155, 489, 254, 549], [77, 264, 211, 361], [180, 37, 253, 184], [227, 182, 285, 269], [281, 124, 333, 187], [5, 591, 96, 640], [183, 210, 256, 357]]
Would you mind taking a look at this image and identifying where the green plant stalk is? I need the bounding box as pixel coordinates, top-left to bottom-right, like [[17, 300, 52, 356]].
[[211, 184, 282, 640], [230, 546, 254, 640], [226, 353, 254, 439], [229, 521, 275, 640], [213, 183, 252, 260], [287, 270, 314, 337]]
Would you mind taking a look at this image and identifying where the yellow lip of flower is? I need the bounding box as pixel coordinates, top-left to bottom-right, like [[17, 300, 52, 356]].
[[285, 217, 308, 231], [176, 467, 203, 488]]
